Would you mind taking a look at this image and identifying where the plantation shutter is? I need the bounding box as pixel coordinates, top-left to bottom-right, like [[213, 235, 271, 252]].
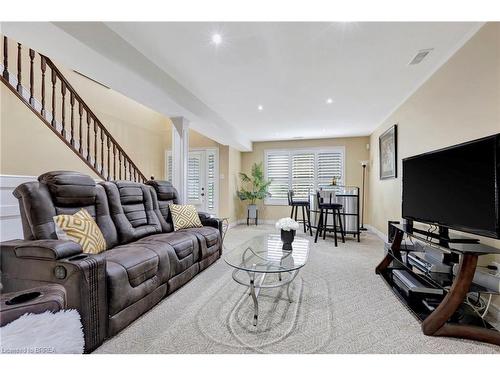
[[291, 152, 315, 200], [187, 153, 202, 204], [317, 151, 344, 189], [206, 151, 216, 211], [166, 153, 173, 183], [266, 152, 290, 202]]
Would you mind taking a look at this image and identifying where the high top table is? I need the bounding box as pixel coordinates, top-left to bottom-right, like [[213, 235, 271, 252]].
[[225, 234, 309, 326]]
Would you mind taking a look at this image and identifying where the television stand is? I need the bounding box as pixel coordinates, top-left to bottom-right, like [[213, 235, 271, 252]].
[[376, 223, 500, 346]]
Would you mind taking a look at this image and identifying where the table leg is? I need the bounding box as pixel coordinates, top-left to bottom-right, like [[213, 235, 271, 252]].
[[249, 272, 258, 326]]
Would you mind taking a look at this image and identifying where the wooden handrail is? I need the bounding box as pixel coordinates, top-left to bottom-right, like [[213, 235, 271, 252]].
[[1, 35, 147, 183]]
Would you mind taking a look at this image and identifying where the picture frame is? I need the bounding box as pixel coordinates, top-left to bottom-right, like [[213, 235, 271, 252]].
[[379, 124, 398, 180]]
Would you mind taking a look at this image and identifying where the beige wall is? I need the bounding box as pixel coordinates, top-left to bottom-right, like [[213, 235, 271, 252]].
[[240, 137, 370, 221], [0, 38, 172, 180], [367, 23, 500, 306]]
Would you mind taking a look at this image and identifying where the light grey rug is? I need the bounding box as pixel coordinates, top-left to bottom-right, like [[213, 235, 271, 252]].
[[95, 226, 500, 354]]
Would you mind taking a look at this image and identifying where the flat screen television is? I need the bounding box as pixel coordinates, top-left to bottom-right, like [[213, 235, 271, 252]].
[[402, 133, 500, 239]]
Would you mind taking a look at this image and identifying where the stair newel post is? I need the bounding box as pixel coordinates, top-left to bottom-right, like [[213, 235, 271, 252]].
[[70, 92, 75, 146], [93, 119, 98, 168], [61, 82, 66, 138], [51, 68, 57, 127], [107, 135, 111, 180], [100, 127, 104, 174], [118, 151, 122, 180], [2, 36, 8, 80], [113, 144, 117, 180], [40, 56, 46, 117], [16, 43, 22, 93], [86, 112, 91, 162], [29, 49, 35, 106], [78, 101, 83, 154]]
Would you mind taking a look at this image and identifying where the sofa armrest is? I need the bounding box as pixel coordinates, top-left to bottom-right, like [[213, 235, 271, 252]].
[[12, 239, 83, 260], [198, 213, 223, 238]]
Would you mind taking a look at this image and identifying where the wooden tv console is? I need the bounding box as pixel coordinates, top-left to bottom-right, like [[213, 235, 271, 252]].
[[376, 223, 500, 346]]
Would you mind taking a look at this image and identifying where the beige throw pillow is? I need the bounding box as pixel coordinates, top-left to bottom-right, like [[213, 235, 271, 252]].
[[169, 204, 203, 231], [53, 209, 107, 254]]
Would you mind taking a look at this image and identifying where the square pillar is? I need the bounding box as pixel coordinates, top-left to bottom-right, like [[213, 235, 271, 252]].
[[171, 116, 189, 204]]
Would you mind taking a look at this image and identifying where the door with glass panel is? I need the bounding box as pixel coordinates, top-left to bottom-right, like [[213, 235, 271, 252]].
[[166, 149, 218, 215]]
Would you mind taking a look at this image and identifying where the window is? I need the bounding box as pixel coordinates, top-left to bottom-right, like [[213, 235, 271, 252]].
[[264, 147, 345, 205]]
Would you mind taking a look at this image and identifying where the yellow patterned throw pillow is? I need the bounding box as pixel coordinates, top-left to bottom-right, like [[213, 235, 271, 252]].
[[53, 209, 107, 254], [169, 204, 203, 231]]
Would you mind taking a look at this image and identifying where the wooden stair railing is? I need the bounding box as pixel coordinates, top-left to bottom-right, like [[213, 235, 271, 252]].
[[1, 35, 147, 183]]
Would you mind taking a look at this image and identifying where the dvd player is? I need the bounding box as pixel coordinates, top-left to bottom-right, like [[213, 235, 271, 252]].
[[392, 270, 443, 298]]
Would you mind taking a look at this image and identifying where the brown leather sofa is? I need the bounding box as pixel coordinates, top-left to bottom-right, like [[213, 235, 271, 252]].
[[0, 171, 222, 352]]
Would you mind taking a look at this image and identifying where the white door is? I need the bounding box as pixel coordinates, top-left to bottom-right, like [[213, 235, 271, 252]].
[[166, 149, 218, 215]]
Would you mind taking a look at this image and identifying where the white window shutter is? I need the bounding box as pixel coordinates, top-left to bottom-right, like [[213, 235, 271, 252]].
[[187, 153, 201, 203], [317, 151, 343, 189], [266, 152, 290, 202], [291, 152, 315, 200], [206, 151, 216, 211]]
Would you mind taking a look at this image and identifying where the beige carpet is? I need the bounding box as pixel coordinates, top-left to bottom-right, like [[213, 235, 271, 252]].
[[95, 225, 500, 354]]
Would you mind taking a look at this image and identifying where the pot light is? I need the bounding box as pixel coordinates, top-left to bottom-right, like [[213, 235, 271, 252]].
[[257, 105, 264, 111], [212, 33, 222, 45], [326, 98, 333, 104]]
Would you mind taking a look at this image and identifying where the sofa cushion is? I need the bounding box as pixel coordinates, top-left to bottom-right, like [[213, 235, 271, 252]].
[[178, 226, 221, 261], [145, 232, 199, 276], [145, 180, 179, 232], [179, 226, 219, 247], [101, 181, 163, 244], [104, 240, 171, 316], [53, 209, 107, 254], [170, 204, 203, 231]]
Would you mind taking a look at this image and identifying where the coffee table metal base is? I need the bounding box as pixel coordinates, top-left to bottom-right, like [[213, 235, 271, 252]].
[[231, 268, 300, 326]]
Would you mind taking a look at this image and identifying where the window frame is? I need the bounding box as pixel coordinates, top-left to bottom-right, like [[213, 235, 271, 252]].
[[264, 146, 346, 206]]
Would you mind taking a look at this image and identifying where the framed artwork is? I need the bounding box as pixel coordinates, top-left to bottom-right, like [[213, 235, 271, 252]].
[[379, 124, 398, 180]]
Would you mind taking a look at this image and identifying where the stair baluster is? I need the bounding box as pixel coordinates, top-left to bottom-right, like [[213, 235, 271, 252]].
[[2, 36, 8, 79], [40, 56, 46, 117], [16, 43, 22, 93], [51, 68, 56, 127], [29, 49, 35, 105], [70, 92, 75, 146], [61, 82, 66, 137]]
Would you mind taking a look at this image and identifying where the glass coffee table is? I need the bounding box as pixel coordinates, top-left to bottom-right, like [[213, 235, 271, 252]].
[[224, 234, 309, 326]]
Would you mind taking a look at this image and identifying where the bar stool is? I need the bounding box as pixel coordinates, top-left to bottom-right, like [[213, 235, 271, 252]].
[[314, 190, 345, 247], [287, 190, 313, 236]]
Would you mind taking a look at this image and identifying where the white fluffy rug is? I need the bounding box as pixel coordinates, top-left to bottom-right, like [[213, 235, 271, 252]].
[[0, 309, 84, 354]]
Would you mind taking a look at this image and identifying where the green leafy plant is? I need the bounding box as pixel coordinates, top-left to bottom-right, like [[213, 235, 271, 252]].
[[237, 162, 272, 205]]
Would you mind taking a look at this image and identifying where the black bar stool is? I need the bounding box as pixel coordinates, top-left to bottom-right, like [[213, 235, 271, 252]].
[[314, 190, 345, 247], [287, 190, 313, 236]]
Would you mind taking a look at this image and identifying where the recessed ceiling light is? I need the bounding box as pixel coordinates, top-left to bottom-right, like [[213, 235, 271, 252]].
[[326, 98, 333, 104], [257, 105, 264, 111], [211, 33, 222, 45]]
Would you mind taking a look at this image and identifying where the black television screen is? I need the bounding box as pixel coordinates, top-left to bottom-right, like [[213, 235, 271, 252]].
[[402, 134, 500, 239]]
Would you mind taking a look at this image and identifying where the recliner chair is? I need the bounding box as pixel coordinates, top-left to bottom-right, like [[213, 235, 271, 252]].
[[0, 171, 223, 353]]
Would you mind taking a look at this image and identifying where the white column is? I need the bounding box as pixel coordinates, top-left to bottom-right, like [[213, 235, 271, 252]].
[[171, 116, 189, 204]]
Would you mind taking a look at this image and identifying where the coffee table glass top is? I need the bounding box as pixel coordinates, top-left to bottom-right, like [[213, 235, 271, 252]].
[[224, 234, 309, 273]]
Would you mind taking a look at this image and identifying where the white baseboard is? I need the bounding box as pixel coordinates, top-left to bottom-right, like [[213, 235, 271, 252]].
[[365, 224, 386, 241]]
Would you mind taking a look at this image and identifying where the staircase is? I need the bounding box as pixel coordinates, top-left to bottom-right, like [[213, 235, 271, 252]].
[[1, 35, 147, 182]]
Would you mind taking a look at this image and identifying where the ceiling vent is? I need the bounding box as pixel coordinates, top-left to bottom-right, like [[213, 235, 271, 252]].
[[408, 48, 433, 65]]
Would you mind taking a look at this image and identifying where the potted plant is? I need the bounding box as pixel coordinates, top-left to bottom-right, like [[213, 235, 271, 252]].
[[237, 162, 272, 225], [276, 217, 299, 250]]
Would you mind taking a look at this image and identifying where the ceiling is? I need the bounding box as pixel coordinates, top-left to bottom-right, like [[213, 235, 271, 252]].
[[2, 22, 483, 150], [106, 22, 483, 142]]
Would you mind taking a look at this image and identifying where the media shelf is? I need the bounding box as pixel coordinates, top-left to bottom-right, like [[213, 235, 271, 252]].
[[376, 223, 500, 346]]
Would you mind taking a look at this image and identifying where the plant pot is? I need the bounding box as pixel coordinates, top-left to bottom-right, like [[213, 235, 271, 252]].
[[281, 229, 296, 251], [247, 204, 258, 219]]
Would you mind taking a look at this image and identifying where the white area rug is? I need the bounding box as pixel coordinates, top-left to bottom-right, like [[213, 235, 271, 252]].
[[95, 225, 500, 354], [0, 309, 84, 354]]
